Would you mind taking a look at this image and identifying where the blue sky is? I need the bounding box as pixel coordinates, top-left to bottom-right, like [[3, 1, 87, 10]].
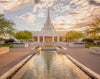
[[0, 0, 100, 31]]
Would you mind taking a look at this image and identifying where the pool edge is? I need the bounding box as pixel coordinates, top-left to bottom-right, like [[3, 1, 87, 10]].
[[0, 53, 35, 79], [67, 55, 100, 79]]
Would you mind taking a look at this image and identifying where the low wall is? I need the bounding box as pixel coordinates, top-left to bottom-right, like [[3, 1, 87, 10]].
[[13, 43, 29, 48], [0, 47, 9, 55], [90, 47, 100, 55], [56, 47, 67, 55], [69, 43, 85, 48], [41, 47, 56, 51], [31, 49, 40, 54]]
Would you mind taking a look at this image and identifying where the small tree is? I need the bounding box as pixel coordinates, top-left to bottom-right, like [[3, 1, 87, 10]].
[[0, 14, 15, 36], [63, 31, 84, 42], [86, 17, 100, 40], [14, 30, 32, 41]]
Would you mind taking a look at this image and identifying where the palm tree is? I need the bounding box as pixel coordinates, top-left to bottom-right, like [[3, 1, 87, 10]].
[[87, 17, 100, 40]]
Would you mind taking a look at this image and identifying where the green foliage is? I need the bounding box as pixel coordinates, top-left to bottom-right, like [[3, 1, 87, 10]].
[[85, 44, 100, 48], [0, 14, 15, 36], [82, 38, 94, 43], [63, 31, 84, 41], [86, 17, 100, 40], [0, 44, 13, 48], [15, 30, 32, 39]]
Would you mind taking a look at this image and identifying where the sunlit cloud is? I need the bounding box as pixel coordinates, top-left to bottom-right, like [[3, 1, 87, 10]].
[[57, 23, 73, 26], [0, 0, 39, 11], [56, 27, 68, 31], [0, 0, 100, 31], [19, 13, 35, 24]]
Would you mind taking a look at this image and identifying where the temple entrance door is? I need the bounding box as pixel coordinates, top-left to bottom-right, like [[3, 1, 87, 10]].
[[45, 36, 52, 42]]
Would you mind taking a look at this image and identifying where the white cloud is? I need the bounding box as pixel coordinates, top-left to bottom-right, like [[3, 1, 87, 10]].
[[38, 12, 44, 18], [0, 0, 23, 10], [53, 3, 70, 12], [0, 0, 37, 11], [33, 0, 55, 12], [19, 13, 35, 24]]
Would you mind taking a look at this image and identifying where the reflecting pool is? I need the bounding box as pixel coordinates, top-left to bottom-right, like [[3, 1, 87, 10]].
[[12, 51, 91, 79]]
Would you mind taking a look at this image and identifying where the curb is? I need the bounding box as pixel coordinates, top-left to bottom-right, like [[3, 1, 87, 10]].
[[67, 55, 100, 79], [0, 53, 34, 79]]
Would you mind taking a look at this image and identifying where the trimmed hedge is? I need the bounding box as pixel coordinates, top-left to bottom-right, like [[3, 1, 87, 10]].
[[0, 45, 13, 48], [85, 44, 100, 48]]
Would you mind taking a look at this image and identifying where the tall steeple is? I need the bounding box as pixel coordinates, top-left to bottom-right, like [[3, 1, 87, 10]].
[[41, 8, 56, 32], [46, 7, 51, 23], [48, 7, 49, 17]]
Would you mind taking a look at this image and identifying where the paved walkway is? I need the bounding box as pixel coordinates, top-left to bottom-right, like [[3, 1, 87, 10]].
[[64, 46, 100, 75], [0, 45, 34, 76], [0, 45, 100, 76]]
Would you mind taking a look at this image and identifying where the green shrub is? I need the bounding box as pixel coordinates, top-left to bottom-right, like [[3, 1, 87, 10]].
[[0, 44, 13, 48], [85, 44, 100, 48]]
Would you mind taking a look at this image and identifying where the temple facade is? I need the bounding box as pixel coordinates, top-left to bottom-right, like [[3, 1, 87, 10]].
[[32, 8, 66, 43]]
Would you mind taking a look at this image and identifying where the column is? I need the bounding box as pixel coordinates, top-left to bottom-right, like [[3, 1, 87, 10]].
[[43, 36, 45, 43], [38, 35, 40, 43], [52, 36, 54, 42], [57, 36, 60, 43]]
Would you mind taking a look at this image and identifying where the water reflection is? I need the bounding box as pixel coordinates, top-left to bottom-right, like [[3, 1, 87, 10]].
[[12, 51, 91, 79]]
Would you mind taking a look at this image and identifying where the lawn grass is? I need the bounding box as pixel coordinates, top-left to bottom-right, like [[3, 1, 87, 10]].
[[85, 44, 100, 48], [0, 45, 13, 48]]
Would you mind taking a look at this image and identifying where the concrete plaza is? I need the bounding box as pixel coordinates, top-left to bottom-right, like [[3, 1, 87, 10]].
[[0, 45, 100, 76], [64, 46, 100, 75], [0, 45, 34, 76]]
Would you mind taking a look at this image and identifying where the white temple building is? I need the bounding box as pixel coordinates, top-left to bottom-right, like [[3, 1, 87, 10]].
[[32, 8, 66, 43]]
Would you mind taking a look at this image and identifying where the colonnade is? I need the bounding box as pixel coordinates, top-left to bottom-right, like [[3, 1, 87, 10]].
[[37, 36, 60, 43]]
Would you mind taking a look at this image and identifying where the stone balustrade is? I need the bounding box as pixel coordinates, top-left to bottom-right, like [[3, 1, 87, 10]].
[[90, 47, 100, 55], [0, 47, 9, 55]]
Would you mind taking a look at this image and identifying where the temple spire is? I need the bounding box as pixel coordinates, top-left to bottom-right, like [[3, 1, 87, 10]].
[[48, 7, 49, 17], [47, 7, 51, 22]]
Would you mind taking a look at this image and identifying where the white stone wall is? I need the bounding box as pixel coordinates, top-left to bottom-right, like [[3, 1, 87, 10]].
[[41, 47, 56, 51], [90, 47, 100, 55], [0, 47, 9, 55], [13, 43, 29, 48], [56, 47, 67, 55], [69, 43, 85, 48], [31, 49, 40, 54]]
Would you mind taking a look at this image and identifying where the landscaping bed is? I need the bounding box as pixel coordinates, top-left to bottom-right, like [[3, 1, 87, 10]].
[[0, 44, 13, 48], [85, 45, 100, 48]]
